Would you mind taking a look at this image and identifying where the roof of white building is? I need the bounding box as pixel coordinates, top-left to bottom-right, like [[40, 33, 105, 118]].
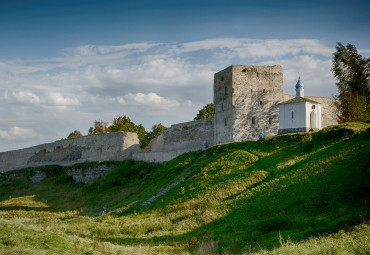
[[279, 96, 320, 105]]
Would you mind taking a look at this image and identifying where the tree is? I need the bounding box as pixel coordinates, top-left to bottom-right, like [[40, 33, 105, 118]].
[[88, 120, 109, 134], [332, 42, 370, 122], [194, 103, 214, 120], [67, 130, 83, 139]]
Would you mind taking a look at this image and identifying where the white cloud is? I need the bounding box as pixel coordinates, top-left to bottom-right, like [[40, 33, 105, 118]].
[[45, 92, 80, 106], [13, 91, 41, 105], [117, 92, 180, 109], [0, 126, 37, 140]]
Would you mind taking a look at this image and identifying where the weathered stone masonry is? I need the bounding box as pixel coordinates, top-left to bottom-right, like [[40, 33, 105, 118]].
[[0, 132, 140, 173]]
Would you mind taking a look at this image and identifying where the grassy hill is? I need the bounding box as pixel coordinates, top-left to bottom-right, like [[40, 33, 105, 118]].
[[0, 122, 369, 254]]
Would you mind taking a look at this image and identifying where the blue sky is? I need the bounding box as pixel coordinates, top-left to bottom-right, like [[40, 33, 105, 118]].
[[0, 0, 369, 152]]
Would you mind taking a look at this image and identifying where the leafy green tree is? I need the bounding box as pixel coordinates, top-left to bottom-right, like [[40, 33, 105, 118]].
[[108, 116, 147, 147], [88, 120, 109, 134], [194, 103, 214, 120], [332, 42, 370, 122], [67, 130, 83, 139]]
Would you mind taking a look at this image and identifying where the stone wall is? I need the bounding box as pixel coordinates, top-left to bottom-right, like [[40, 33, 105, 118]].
[[0, 132, 141, 173], [214, 66, 234, 144], [283, 95, 338, 128], [133, 149, 192, 163], [145, 118, 214, 152], [136, 118, 214, 163]]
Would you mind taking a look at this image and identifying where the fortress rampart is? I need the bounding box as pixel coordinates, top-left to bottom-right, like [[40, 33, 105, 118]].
[[0, 65, 339, 172], [0, 132, 140, 173]]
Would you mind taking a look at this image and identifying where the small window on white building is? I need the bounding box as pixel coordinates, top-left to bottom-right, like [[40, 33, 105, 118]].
[[312, 105, 316, 109], [292, 111, 294, 119]]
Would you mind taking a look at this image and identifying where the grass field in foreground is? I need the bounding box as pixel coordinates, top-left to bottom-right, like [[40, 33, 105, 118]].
[[0, 122, 369, 254]]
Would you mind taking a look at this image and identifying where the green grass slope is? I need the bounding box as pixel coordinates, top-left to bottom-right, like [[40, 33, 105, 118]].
[[0, 122, 369, 254]]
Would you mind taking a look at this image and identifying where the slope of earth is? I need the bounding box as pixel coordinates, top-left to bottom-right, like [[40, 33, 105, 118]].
[[0, 122, 369, 254]]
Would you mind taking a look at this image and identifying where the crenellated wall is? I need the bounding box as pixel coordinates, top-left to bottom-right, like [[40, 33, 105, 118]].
[[0, 132, 141, 173]]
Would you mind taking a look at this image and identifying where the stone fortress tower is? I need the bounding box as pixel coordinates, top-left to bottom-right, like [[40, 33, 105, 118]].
[[214, 65, 284, 144]]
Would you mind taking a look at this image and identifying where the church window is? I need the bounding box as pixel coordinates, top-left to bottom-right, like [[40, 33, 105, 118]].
[[224, 118, 227, 126], [312, 105, 315, 109], [260, 101, 263, 105], [263, 89, 266, 93], [269, 118, 272, 124], [252, 117, 255, 124], [257, 72, 259, 77], [292, 111, 294, 119], [220, 76, 224, 81], [251, 89, 253, 93]]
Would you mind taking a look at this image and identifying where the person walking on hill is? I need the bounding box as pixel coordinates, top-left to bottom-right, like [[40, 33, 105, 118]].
[[259, 130, 264, 140], [101, 205, 108, 215]]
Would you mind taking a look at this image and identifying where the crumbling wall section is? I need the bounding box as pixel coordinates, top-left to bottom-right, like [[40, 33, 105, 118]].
[[0, 132, 141, 173], [145, 118, 214, 153]]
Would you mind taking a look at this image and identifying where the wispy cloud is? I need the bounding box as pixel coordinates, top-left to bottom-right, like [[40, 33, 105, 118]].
[[0, 126, 37, 140]]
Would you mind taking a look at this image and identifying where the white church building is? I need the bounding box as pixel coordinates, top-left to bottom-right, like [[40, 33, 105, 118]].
[[278, 76, 322, 134]]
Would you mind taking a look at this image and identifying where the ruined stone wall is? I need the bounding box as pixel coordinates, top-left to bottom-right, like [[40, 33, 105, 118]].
[[144, 118, 214, 152], [283, 95, 338, 128], [135, 118, 213, 163], [0, 132, 141, 173]]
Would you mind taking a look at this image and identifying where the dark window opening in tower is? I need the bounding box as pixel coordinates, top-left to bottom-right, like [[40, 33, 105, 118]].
[[252, 117, 255, 124], [269, 118, 272, 124], [224, 118, 227, 126], [292, 111, 294, 119]]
